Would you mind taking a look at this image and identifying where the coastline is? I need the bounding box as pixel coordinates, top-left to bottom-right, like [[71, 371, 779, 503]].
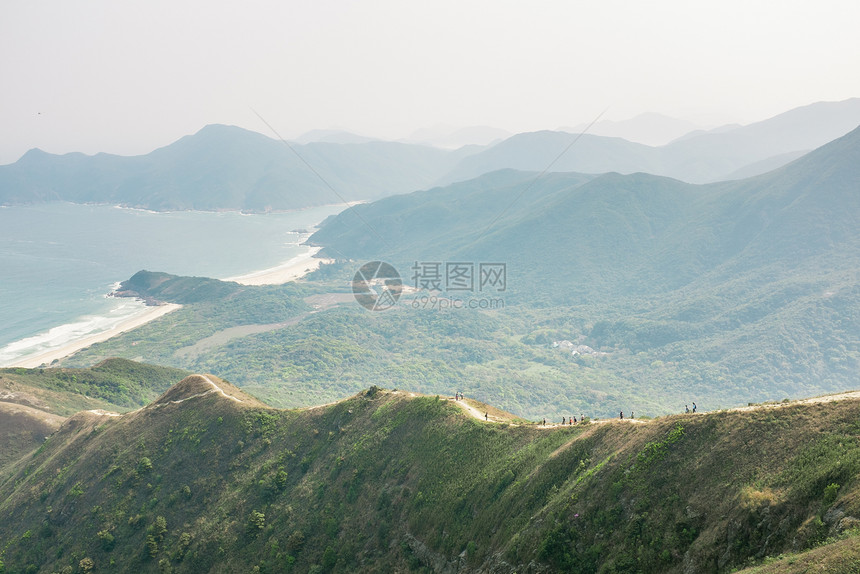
[[224, 245, 333, 286], [3, 243, 329, 369], [1, 202, 352, 370], [6, 303, 181, 369]]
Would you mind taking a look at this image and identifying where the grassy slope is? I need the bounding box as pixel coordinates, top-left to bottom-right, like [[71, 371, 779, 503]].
[[0, 359, 189, 476], [0, 402, 64, 472], [0, 359, 190, 415], [2, 379, 860, 573]]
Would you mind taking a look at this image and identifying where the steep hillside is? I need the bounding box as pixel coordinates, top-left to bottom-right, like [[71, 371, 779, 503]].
[[0, 125, 470, 212], [2, 379, 860, 573], [0, 359, 188, 473], [0, 402, 64, 471]]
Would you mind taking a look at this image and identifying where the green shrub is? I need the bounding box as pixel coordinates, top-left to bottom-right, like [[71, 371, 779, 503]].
[[823, 482, 840, 508], [138, 457, 153, 473], [145, 535, 159, 558], [97, 529, 115, 551], [247, 511, 266, 536]]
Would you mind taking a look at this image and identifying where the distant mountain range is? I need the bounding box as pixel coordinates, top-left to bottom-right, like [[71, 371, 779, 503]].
[[2, 99, 859, 211], [314, 122, 860, 294], [0, 125, 473, 211], [561, 112, 702, 146], [402, 125, 513, 148], [441, 98, 860, 184]]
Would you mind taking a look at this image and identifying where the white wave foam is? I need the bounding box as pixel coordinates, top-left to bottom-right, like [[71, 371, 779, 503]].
[[0, 298, 148, 366]]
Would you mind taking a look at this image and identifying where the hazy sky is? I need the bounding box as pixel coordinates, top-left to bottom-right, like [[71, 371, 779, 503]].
[[2, 0, 860, 164]]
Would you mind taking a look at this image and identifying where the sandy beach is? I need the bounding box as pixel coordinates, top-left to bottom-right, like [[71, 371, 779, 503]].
[[225, 245, 333, 285], [8, 303, 181, 369], [6, 246, 329, 369], [4, 209, 345, 369]]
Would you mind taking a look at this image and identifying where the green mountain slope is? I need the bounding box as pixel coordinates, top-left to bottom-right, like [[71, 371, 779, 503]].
[[304, 126, 860, 413], [0, 358, 190, 416], [0, 359, 189, 473], [2, 376, 860, 573], [315, 124, 860, 300], [0, 402, 63, 472], [0, 125, 471, 212]]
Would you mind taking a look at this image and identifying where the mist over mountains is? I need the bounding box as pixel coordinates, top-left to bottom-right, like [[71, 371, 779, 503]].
[[442, 98, 860, 184], [2, 99, 859, 212], [0, 125, 470, 211], [562, 112, 702, 146]]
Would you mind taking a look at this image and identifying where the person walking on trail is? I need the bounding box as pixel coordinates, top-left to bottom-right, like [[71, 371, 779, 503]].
[[485, 412, 488, 421], [562, 416, 566, 425], [542, 418, 546, 426], [620, 411, 624, 420], [685, 405, 690, 413], [692, 402, 697, 413]]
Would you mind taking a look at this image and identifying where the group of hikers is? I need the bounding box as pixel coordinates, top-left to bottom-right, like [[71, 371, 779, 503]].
[[540, 415, 585, 426], [452, 391, 699, 426]]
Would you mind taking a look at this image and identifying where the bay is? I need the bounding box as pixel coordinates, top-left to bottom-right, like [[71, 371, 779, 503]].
[[0, 202, 346, 365]]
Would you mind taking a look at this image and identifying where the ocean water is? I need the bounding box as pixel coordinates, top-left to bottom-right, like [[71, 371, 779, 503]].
[[0, 202, 346, 366]]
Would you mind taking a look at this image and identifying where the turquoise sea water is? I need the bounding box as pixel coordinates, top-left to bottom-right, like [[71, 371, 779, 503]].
[[0, 202, 346, 365]]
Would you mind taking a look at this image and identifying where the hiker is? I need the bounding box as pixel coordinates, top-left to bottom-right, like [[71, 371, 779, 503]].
[[485, 412, 488, 421], [685, 405, 690, 413], [631, 411, 634, 419], [542, 418, 546, 426], [573, 416, 577, 424], [620, 411, 624, 420], [569, 416, 573, 425], [562, 416, 566, 425], [692, 402, 697, 413]]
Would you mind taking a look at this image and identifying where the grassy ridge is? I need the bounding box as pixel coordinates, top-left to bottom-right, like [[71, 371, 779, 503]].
[[2, 380, 860, 573], [0, 358, 189, 415]]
